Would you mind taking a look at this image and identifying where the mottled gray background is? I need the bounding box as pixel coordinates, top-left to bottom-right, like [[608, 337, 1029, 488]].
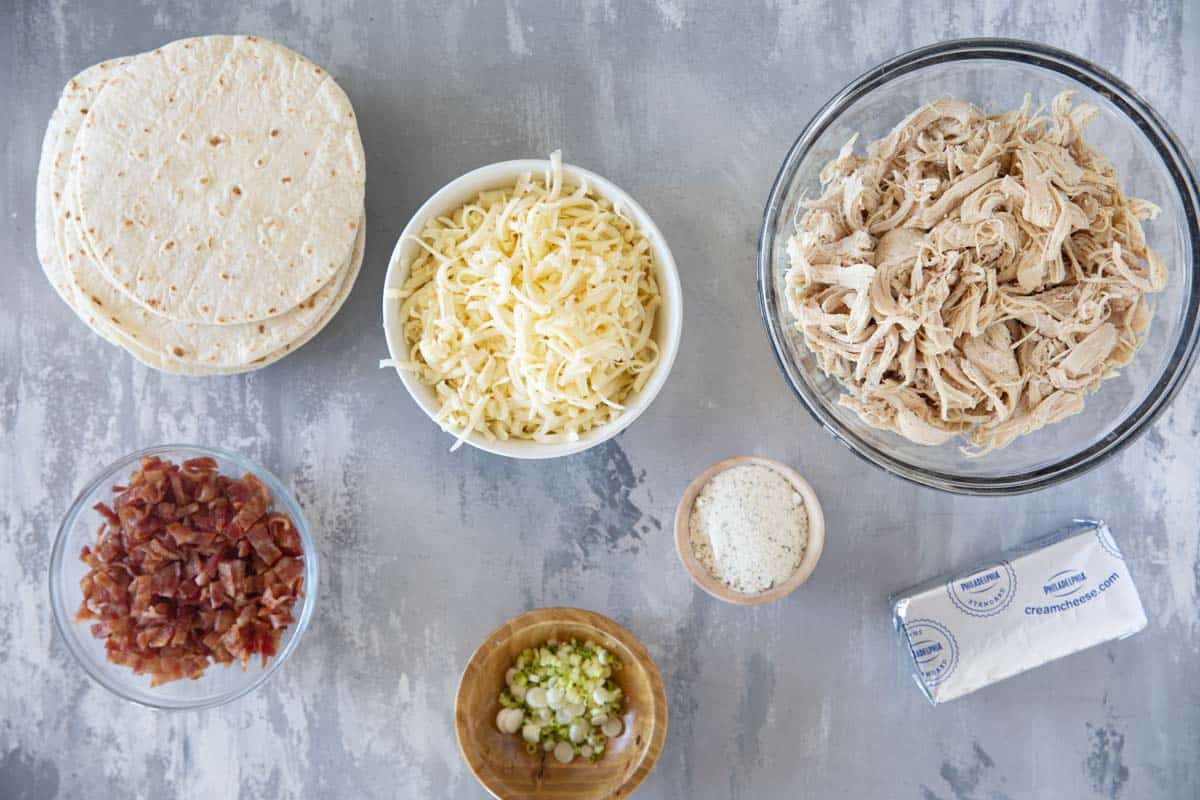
[[2, 1, 1198, 798]]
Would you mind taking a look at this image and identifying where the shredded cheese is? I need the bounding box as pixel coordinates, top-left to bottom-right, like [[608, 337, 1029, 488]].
[[389, 152, 662, 449]]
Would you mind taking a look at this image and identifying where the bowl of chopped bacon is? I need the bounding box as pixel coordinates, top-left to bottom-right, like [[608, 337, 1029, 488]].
[[49, 445, 318, 710]]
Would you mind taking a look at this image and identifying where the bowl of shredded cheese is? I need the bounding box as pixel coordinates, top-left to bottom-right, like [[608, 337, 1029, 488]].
[[381, 152, 682, 458]]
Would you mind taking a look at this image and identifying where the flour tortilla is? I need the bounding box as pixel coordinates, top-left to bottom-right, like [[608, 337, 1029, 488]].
[[67, 218, 359, 369], [46, 56, 349, 367], [72, 35, 365, 325], [83, 216, 365, 376], [43, 56, 348, 366], [34, 57, 132, 342]]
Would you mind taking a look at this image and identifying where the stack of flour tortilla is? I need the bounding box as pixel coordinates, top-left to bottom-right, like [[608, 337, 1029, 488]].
[[35, 35, 365, 375]]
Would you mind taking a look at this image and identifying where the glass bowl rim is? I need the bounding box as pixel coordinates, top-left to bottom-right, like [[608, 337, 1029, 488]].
[[757, 37, 1200, 496], [48, 443, 319, 710]]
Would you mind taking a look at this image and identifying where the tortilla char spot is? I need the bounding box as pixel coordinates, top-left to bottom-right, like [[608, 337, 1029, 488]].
[[201, 304, 210, 312], [330, 169, 337, 177], [220, 272, 230, 280], [232, 186, 242, 197], [208, 136, 224, 146], [178, 132, 189, 142], [199, 177, 210, 186], [142, 127, 149, 133], [254, 158, 265, 168], [258, 324, 265, 334], [148, 299, 159, 308], [348, 221, 357, 230], [90, 295, 102, 307], [347, 111, 353, 118], [172, 346, 185, 357], [268, 307, 277, 313], [314, 67, 322, 74], [80, 107, 88, 114], [281, 177, 292, 184], [270, 128, 280, 138], [123, 219, 133, 228]]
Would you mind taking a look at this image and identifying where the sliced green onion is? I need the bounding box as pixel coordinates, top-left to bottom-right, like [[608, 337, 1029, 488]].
[[494, 637, 626, 764]]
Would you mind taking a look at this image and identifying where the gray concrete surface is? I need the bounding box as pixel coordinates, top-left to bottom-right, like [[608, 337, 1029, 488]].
[[3, 1, 1199, 798]]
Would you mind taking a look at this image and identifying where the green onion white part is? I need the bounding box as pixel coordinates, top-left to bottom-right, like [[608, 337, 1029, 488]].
[[495, 638, 625, 763]]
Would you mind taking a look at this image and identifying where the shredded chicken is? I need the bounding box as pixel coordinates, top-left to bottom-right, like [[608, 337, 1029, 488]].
[[784, 92, 1166, 452]]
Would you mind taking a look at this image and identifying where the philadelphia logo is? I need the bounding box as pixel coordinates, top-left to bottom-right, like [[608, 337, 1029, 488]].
[[904, 619, 958, 688], [946, 560, 1017, 617], [1043, 568, 1088, 598]]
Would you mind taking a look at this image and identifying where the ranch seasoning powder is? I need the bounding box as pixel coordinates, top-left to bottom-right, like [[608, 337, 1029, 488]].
[[688, 464, 808, 594]]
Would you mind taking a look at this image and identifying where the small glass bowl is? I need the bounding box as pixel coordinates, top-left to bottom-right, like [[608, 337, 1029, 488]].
[[48, 444, 318, 710], [758, 38, 1200, 495]]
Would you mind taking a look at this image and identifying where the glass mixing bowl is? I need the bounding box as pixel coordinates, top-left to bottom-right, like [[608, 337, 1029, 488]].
[[758, 38, 1200, 495], [49, 444, 318, 709]]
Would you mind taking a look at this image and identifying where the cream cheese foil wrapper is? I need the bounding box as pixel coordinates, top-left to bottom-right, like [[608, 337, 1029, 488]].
[[891, 520, 1147, 704]]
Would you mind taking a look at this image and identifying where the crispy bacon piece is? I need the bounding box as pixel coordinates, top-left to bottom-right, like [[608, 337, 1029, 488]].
[[75, 455, 304, 687]]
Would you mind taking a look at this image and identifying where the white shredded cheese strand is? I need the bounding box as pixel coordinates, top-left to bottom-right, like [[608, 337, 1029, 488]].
[[392, 152, 661, 449]]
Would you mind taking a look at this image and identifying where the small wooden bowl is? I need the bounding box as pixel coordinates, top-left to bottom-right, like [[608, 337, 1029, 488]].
[[674, 456, 825, 605], [455, 608, 668, 800]]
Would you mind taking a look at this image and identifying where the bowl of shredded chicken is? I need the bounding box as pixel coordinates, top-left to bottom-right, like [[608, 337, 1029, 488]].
[[382, 152, 683, 459], [760, 40, 1200, 494]]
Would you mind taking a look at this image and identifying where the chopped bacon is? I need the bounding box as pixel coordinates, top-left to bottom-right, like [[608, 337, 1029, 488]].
[[246, 524, 283, 566], [271, 556, 304, 589], [93, 502, 120, 527], [74, 456, 304, 686]]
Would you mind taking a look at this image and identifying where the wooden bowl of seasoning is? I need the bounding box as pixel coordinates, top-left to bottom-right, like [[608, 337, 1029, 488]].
[[455, 607, 668, 800], [674, 456, 825, 605]]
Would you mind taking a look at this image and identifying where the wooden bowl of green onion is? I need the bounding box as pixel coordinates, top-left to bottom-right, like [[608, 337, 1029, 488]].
[[455, 607, 668, 799]]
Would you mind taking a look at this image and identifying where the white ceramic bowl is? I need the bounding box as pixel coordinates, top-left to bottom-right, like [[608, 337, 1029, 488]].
[[382, 158, 683, 459]]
